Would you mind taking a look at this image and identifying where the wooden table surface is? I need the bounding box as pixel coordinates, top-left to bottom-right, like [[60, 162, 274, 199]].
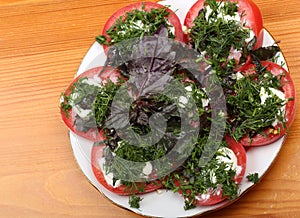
[[0, 0, 299, 217]]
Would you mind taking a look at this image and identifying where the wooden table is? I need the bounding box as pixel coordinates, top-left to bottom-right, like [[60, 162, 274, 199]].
[[0, 0, 299, 217]]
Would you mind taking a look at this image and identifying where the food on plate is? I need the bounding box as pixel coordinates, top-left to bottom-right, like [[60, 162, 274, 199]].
[[95, 2, 185, 53], [60, 66, 122, 141], [227, 61, 296, 146], [86, 26, 248, 209], [91, 142, 164, 195], [181, 0, 295, 145], [91, 28, 212, 198], [163, 135, 246, 209], [184, 0, 264, 69], [59, 0, 296, 212]]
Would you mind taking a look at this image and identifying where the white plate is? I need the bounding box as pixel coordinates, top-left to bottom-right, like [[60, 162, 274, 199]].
[[70, 1, 288, 217]]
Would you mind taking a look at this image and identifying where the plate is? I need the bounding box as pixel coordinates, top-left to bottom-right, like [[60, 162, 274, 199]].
[[70, 1, 288, 217]]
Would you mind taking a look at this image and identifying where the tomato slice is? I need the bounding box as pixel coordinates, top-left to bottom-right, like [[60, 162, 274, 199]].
[[238, 61, 296, 146], [171, 137, 246, 206], [101, 2, 185, 52], [194, 136, 247, 206], [60, 66, 120, 142], [184, 0, 264, 49], [91, 143, 163, 195]]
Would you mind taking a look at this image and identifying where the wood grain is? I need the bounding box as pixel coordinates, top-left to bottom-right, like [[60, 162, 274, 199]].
[[0, 0, 299, 217]]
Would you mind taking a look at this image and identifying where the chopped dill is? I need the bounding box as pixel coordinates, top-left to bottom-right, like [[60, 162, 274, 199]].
[[129, 194, 143, 209], [246, 173, 260, 184], [96, 4, 175, 46]]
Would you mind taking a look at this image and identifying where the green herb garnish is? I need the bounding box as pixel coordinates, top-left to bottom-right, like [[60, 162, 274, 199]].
[[61, 77, 101, 132], [163, 136, 239, 210], [189, 0, 249, 68], [60, 92, 73, 117], [96, 4, 175, 46], [226, 69, 287, 141], [246, 173, 259, 184], [93, 80, 120, 127], [60, 80, 78, 117], [129, 194, 143, 209]]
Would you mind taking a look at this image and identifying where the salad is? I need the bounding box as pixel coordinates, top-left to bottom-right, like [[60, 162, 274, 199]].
[[60, 0, 296, 212]]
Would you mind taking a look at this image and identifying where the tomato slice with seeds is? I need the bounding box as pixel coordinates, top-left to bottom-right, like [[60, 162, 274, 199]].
[[91, 143, 163, 195], [184, 0, 264, 49], [238, 61, 296, 146], [100, 2, 185, 52], [60, 66, 121, 142]]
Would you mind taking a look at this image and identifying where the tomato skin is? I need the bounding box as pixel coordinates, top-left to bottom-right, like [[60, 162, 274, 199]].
[[91, 144, 163, 195], [235, 55, 252, 72], [184, 0, 264, 49], [60, 66, 120, 142], [101, 2, 185, 52], [224, 135, 247, 184], [239, 61, 296, 146]]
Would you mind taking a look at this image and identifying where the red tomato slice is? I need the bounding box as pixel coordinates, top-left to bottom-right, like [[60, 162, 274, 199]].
[[238, 61, 296, 146], [60, 66, 120, 142], [184, 0, 264, 49], [195, 136, 247, 206], [91, 143, 163, 195], [225, 135, 247, 184], [173, 137, 246, 206], [101, 2, 185, 52]]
